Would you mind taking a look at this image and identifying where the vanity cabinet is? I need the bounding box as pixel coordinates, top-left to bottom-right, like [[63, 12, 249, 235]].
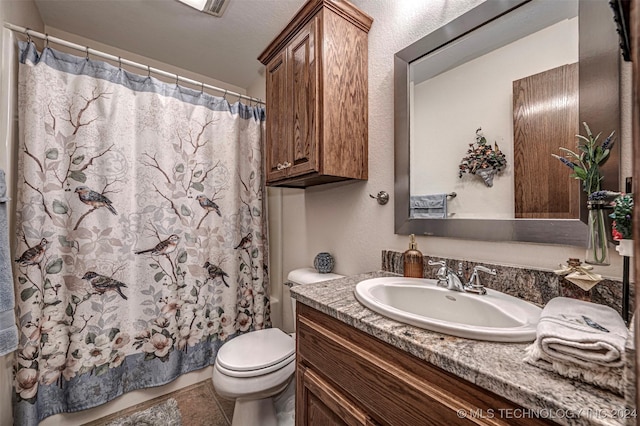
[[258, 0, 372, 188], [299, 366, 377, 425], [296, 303, 553, 426]]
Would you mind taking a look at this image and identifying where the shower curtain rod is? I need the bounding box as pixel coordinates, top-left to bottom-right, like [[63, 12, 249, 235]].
[[3, 22, 265, 106]]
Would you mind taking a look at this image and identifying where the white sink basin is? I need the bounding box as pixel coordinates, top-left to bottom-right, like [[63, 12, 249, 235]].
[[354, 277, 541, 342]]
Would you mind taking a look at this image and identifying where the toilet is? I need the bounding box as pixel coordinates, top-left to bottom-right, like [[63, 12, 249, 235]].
[[212, 268, 344, 426]]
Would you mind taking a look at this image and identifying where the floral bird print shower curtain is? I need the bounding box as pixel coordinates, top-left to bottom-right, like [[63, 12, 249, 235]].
[[13, 42, 269, 424]]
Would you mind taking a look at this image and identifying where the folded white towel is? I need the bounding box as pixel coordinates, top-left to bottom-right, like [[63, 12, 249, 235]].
[[524, 297, 628, 394], [534, 297, 628, 368]]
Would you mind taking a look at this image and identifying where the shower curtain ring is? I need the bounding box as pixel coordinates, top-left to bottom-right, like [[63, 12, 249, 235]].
[[44, 33, 49, 48], [175, 74, 179, 86], [201, 82, 204, 94], [25, 28, 32, 44], [147, 65, 151, 78], [85, 46, 90, 61], [223, 90, 227, 101], [118, 56, 122, 70]]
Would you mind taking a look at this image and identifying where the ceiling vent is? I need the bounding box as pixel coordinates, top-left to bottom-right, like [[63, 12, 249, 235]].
[[202, 0, 230, 17], [176, 0, 230, 17]]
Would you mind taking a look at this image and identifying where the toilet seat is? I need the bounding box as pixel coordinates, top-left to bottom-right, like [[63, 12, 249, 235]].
[[216, 328, 295, 378], [216, 352, 295, 378]]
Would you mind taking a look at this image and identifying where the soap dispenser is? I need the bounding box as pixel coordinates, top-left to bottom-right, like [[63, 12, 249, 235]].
[[403, 234, 424, 278]]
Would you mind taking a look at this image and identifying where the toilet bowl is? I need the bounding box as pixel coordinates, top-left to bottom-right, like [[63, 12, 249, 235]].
[[213, 328, 296, 426], [212, 267, 343, 426]]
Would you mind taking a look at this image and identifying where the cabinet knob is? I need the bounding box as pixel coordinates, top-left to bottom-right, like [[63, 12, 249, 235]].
[[276, 163, 284, 171], [283, 162, 292, 169]]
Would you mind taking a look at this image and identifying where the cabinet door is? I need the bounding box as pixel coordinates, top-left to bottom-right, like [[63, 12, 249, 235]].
[[287, 16, 319, 178], [514, 63, 579, 219], [297, 366, 375, 426], [265, 51, 289, 183]]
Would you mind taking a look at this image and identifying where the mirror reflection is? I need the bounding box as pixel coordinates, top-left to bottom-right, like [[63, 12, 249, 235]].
[[409, 0, 579, 220]]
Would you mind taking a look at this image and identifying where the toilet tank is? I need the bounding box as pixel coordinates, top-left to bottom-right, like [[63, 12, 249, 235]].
[[287, 268, 344, 331]]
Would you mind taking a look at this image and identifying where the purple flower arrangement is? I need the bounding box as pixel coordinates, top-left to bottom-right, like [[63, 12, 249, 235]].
[[552, 122, 615, 196], [553, 122, 616, 265]]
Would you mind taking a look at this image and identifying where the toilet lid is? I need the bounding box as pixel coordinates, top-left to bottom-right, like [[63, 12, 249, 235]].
[[217, 328, 295, 372]]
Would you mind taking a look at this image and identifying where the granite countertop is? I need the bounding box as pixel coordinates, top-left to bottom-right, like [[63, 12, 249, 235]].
[[289, 271, 630, 426]]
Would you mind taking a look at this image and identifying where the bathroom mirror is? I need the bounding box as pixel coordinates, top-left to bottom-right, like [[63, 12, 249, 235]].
[[394, 0, 621, 245]]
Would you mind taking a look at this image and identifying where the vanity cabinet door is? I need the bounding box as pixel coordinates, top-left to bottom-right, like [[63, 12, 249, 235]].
[[297, 365, 376, 426]]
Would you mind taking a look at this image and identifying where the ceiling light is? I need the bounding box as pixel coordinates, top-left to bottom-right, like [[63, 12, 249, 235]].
[[176, 0, 230, 17]]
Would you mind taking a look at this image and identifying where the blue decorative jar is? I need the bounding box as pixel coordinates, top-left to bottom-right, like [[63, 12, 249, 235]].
[[314, 252, 335, 273]]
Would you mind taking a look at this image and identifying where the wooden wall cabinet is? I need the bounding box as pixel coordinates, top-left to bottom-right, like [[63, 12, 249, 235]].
[[258, 0, 372, 188], [296, 303, 552, 426]]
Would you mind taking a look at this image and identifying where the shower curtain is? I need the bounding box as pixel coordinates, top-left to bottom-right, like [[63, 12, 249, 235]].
[[13, 42, 269, 424]]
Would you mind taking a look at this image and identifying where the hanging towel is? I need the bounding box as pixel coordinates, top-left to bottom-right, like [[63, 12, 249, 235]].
[[410, 194, 448, 219], [0, 169, 17, 356], [524, 297, 628, 395]]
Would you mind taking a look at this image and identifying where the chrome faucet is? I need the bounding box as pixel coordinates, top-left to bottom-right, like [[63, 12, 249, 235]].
[[428, 260, 496, 295], [429, 260, 465, 292], [466, 265, 496, 295]]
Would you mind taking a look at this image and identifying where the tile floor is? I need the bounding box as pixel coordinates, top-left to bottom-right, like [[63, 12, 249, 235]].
[[84, 379, 234, 426]]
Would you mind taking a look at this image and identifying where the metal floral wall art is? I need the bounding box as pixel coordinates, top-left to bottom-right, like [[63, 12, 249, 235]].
[[458, 128, 507, 187]]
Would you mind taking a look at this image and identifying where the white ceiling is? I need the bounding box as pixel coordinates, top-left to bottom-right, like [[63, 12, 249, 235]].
[[33, 0, 307, 89]]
